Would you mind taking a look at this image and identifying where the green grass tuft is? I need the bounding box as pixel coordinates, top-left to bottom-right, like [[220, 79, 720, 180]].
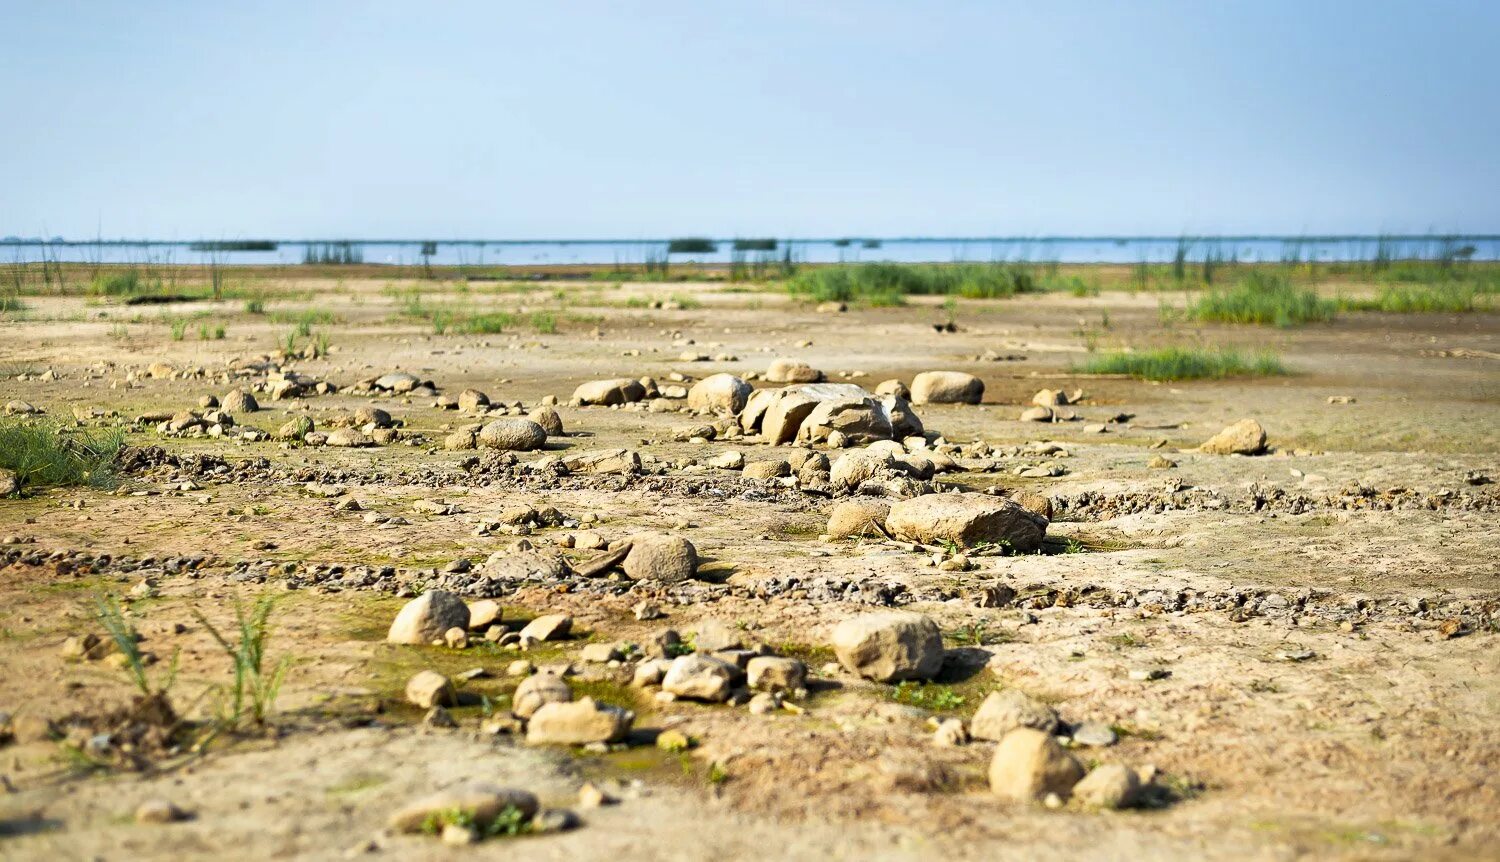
[[0, 421, 124, 490], [1073, 347, 1286, 381], [788, 263, 1042, 305], [1184, 273, 1336, 326]]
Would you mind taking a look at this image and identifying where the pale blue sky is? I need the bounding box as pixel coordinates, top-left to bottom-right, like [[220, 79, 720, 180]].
[[3, 1, 1496, 239]]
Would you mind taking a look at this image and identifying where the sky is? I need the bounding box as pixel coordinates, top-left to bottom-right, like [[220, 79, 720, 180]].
[[2, 1, 1497, 240]]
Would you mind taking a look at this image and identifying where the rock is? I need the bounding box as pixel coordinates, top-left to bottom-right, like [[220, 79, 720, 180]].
[[441, 822, 477, 845], [687, 373, 752, 415], [387, 591, 471, 645], [1032, 389, 1070, 407], [826, 499, 890, 539], [572, 378, 645, 406], [830, 449, 894, 492], [374, 372, 423, 394], [886, 492, 1046, 552], [933, 718, 969, 747], [970, 689, 1059, 740], [831, 611, 944, 682], [656, 728, 693, 752], [798, 396, 893, 445], [633, 601, 664, 621], [405, 671, 457, 709], [708, 450, 745, 470], [766, 359, 823, 384], [1201, 418, 1267, 455], [693, 619, 742, 652], [1070, 720, 1118, 747], [747, 656, 806, 692], [276, 416, 313, 441], [221, 389, 259, 413], [354, 406, 393, 429], [760, 390, 820, 444], [518, 613, 572, 642], [531, 808, 581, 833], [478, 418, 548, 451], [632, 658, 674, 687], [0, 468, 19, 496], [580, 643, 621, 663], [1072, 763, 1141, 809], [443, 627, 468, 649], [526, 696, 633, 744], [748, 692, 780, 714], [388, 783, 539, 833], [458, 389, 490, 412], [528, 406, 565, 436], [1019, 406, 1054, 423], [662, 654, 737, 702], [910, 371, 983, 405], [444, 430, 477, 450], [1147, 455, 1177, 469], [467, 600, 502, 630], [578, 782, 616, 809], [560, 448, 641, 475], [988, 727, 1085, 802], [622, 533, 698, 583], [324, 428, 374, 448], [135, 799, 188, 824], [743, 459, 791, 481], [874, 379, 909, 399], [1006, 489, 1053, 521], [512, 672, 572, 718]]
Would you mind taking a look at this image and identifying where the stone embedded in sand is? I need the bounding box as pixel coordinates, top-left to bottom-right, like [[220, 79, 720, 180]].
[[0, 468, 19, 497], [874, 379, 910, 400], [766, 359, 823, 384], [458, 389, 490, 412], [886, 492, 1046, 552], [135, 799, 188, 824], [526, 696, 633, 745], [622, 533, 698, 583], [743, 459, 791, 481], [528, 406, 564, 436], [324, 428, 374, 448], [518, 613, 572, 642], [1200, 418, 1267, 455], [1147, 455, 1177, 469], [747, 656, 806, 692], [692, 619, 742, 652], [571, 377, 646, 406], [512, 672, 572, 718], [910, 371, 983, 405], [831, 611, 944, 683], [373, 372, 422, 393], [4, 400, 42, 415], [1072, 763, 1141, 809], [559, 448, 641, 475], [388, 783, 539, 833], [221, 389, 259, 413], [989, 727, 1085, 802], [477, 418, 547, 451], [662, 654, 738, 702], [405, 670, 457, 709], [970, 689, 1060, 741], [687, 373, 752, 416], [826, 499, 891, 539], [387, 591, 471, 645], [354, 406, 393, 429], [708, 451, 745, 470], [1019, 405, 1054, 422]]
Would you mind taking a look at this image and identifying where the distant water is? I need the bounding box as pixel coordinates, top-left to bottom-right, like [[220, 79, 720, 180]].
[[3, 236, 1497, 267]]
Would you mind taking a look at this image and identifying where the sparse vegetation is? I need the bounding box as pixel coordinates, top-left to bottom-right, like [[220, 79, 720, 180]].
[[1184, 273, 1336, 326], [191, 595, 291, 727], [788, 262, 1042, 305], [94, 594, 179, 697], [0, 421, 124, 490], [1074, 347, 1286, 380]]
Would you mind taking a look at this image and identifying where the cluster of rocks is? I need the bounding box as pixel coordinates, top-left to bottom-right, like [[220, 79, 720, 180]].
[[443, 405, 563, 454], [347, 372, 440, 398], [824, 491, 1050, 553]]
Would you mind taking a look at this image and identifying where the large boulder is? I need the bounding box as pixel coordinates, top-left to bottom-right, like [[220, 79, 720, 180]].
[[221, 389, 259, 413], [622, 533, 698, 583], [571, 378, 646, 406], [528, 406, 564, 436], [886, 492, 1046, 552], [526, 697, 633, 745], [798, 396, 893, 446], [988, 727, 1085, 802], [1200, 418, 1267, 455], [970, 689, 1060, 741], [387, 591, 470, 644], [687, 374, 752, 416], [760, 391, 820, 445], [766, 359, 823, 384], [831, 611, 944, 682], [388, 783, 538, 833], [910, 371, 983, 405], [478, 418, 547, 451], [826, 499, 891, 539]]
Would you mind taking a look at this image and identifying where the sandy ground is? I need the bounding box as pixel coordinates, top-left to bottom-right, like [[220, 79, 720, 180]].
[[1, 276, 1497, 860]]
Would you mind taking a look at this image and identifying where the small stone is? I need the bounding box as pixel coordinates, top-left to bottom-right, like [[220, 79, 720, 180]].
[[989, 728, 1085, 802], [424, 706, 458, 728], [512, 672, 572, 719], [1070, 720, 1119, 748], [933, 718, 969, 747], [518, 613, 572, 642], [388, 783, 539, 833], [387, 591, 470, 645], [441, 823, 478, 845], [970, 689, 1059, 741], [404, 670, 456, 709], [526, 696, 634, 745], [135, 799, 188, 824], [577, 782, 616, 808], [831, 611, 945, 683], [443, 627, 468, 649], [1072, 763, 1141, 809], [662, 654, 737, 702], [746, 656, 806, 693], [656, 728, 693, 752]]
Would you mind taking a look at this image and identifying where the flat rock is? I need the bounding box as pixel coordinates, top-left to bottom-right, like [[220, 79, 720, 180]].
[[831, 611, 944, 682], [886, 492, 1046, 552], [526, 696, 633, 744]]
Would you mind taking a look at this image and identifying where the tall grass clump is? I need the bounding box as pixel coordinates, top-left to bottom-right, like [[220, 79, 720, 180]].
[[192, 595, 291, 727], [0, 421, 124, 491], [788, 263, 1040, 305], [0, 292, 24, 314], [1073, 347, 1286, 381], [1185, 272, 1335, 326]]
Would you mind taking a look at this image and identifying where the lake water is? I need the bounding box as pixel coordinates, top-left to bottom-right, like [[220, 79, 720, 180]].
[[4, 236, 1496, 267]]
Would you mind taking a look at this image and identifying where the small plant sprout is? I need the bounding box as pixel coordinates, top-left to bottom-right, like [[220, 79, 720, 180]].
[[191, 594, 291, 727]]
